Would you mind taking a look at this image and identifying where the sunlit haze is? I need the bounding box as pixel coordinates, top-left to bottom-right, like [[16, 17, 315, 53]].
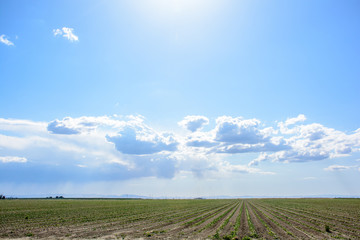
[[1, 0, 360, 198]]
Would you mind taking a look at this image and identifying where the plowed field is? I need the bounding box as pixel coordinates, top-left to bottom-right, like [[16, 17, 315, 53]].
[[1, 198, 359, 239]]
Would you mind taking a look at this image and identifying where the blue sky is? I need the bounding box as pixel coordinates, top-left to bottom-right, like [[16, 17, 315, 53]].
[[1, 0, 360, 197]]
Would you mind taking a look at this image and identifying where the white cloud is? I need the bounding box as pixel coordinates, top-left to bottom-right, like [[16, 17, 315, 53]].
[[285, 114, 306, 126], [53, 27, 79, 42], [178, 115, 209, 132], [303, 177, 316, 180], [0, 156, 27, 163], [48, 119, 81, 135], [47, 115, 131, 135], [62, 27, 78, 41], [2, 114, 360, 183], [324, 165, 353, 171], [278, 114, 306, 134], [106, 126, 178, 155], [46, 115, 178, 155], [0, 118, 47, 133], [0, 117, 130, 168], [185, 131, 217, 148], [183, 116, 287, 155], [0, 34, 14, 46], [53, 29, 62, 36], [215, 116, 271, 144], [180, 115, 360, 167], [214, 140, 290, 154], [250, 119, 360, 165], [221, 162, 275, 175]]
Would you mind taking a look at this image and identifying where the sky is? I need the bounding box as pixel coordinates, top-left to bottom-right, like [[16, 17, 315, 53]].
[[1, 0, 360, 198]]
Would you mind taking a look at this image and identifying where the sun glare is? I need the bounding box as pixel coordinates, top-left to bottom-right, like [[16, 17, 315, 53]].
[[132, 0, 223, 25]]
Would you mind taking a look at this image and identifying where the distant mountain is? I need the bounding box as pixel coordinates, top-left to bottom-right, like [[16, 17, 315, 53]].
[[5, 194, 360, 199], [7, 193, 148, 199]]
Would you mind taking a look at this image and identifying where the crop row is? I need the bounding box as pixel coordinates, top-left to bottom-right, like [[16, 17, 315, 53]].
[[1, 198, 359, 239]]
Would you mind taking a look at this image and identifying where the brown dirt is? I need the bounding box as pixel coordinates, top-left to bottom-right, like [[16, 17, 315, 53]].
[[252, 202, 312, 239], [67, 204, 217, 239], [122, 201, 236, 239], [245, 201, 272, 239], [267, 204, 360, 239], [218, 201, 242, 237], [194, 201, 239, 239], [237, 201, 249, 239], [10, 206, 193, 239], [163, 201, 236, 239], [4, 199, 359, 240], [249, 202, 298, 239], [257, 203, 330, 239]]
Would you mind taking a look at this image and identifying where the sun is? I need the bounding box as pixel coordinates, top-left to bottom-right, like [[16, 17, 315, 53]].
[[130, 0, 223, 25]]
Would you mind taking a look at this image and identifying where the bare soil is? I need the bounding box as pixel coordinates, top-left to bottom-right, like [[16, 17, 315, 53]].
[[237, 202, 249, 239], [252, 202, 312, 239], [245, 201, 272, 239], [218, 201, 241, 237], [2, 198, 360, 239]]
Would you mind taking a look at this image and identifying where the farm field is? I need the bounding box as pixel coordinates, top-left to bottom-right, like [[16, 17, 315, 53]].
[[1, 198, 360, 239]]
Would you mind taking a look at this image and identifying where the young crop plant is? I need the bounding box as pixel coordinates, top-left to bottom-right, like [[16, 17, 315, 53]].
[[272, 203, 360, 237], [213, 202, 243, 240], [212, 231, 221, 240], [258, 203, 318, 238], [2, 198, 359, 239], [274, 206, 324, 233], [250, 204, 277, 239], [245, 203, 258, 239], [218, 201, 241, 232], [184, 202, 234, 227], [288, 207, 356, 232], [233, 202, 243, 234], [200, 202, 238, 232], [250, 202, 295, 237]]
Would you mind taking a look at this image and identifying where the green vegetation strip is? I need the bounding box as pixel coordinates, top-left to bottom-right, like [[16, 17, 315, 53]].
[[233, 201, 243, 234], [1, 198, 359, 239], [183, 201, 236, 227], [249, 203, 277, 238], [254, 202, 319, 238], [245, 202, 258, 239], [266, 204, 330, 233], [147, 201, 234, 234], [213, 201, 243, 240], [256, 198, 360, 231], [258, 202, 360, 238], [249, 202, 294, 237], [230, 201, 244, 239], [218, 201, 241, 231], [0, 199, 236, 238], [266, 202, 360, 233], [199, 201, 239, 232]]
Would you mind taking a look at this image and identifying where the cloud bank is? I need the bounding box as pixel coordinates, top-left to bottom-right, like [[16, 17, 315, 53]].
[[1, 114, 359, 183]]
